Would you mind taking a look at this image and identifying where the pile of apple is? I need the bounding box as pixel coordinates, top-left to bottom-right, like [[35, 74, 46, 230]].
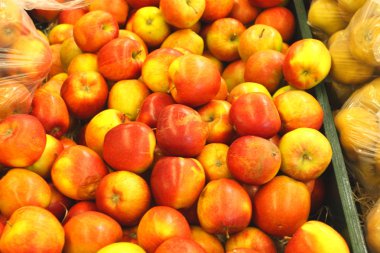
[[0, 0, 351, 252]]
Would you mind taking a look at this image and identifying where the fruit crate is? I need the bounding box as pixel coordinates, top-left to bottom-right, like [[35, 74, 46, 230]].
[[291, 0, 368, 252]]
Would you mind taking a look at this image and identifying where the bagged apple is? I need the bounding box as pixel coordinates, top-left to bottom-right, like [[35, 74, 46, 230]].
[[366, 197, 380, 253]]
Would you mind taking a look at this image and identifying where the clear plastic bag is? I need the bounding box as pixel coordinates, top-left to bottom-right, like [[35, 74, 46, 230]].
[[20, 0, 89, 10]]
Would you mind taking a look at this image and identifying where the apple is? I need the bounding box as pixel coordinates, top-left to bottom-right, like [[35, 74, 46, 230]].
[[26, 134, 64, 178], [222, 60, 246, 91], [0, 114, 46, 167], [248, 0, 284, 8], [61, 71, 108, 120], [225, 227, 277, 252], [229, 0, 260, 25], [230, 92, 281, 138], [273, 90, 324, 133], [283, 38, 331, 90], [227, 80, 273, 103], [272, 84, 295, 98], [366, 198, 380, 253], [196, 143, 233, 181], [137, 206, 192, 253], [150, 156, 206, 209], [337, 0, 366, 14], [238, 24, 283, 61], [48, 23, 73, 45], [214, 77, 229, 100], [156, 104, 209, 157], [155, 236, 207, 253], [51, 145, 109, 200], [161, 28, 204, 55], [226, 249, 260, 253], [103, 122, 156, 173], [136, 92, 175, 128], [60, 37, 82, 72], [97, 37, 147, 81], [58, 7, 88, 25], [118, 29, 149, 54], [131, 6, 171, 48], [85, 108, 128, 157], [0, 206, 64, 253], [169, 54, 221, 107], [284, 220, 350, 253], [197, 99, 234, 144], [89, 0, 129, 25], [0, 81, 32, 120], [191, 226, 224, 253], [0, 168, 51, 218], [46, 183, 74, 221], [160, 0, 206, 29], [98, 242, 146, 253], [244, 49, 285, 93], [202, 0, 234, 22], [141, 47, 183, 92], [255, 6, 295, 42], [96, 170, 151, 226], [0, 13, 24, 48], [0, 214, 6, 237], [62, 201, 98, 225], [60, 136, 77, 150], [31, 87, 70, 138], [63, 211, 123, 253], [73, 10, 119, 52], [67, 53, 98, 75], [206, 18, 246, 62], [203, 50, 224, 74], [48, 44, 65, 78], [197, 178, 252, 236], [252, 175, 311, 237]]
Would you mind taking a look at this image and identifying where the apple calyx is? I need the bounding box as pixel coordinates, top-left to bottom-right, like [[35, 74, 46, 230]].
[[230, 33, 238, 42]]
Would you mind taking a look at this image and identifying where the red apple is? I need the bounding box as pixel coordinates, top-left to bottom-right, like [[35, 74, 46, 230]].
[[58, 8, 88, 25], [0, 206, 64, 253], [73, 10, 119, 52], [229, 92, 281, 138], [89, 0, 129, 25], [222, 60, 246, 91], [197, 178, 252, 236], [127, 0, 160, 8], [136, 92, 175, 128], [244, 49, 285, 93], [202, 0, 234, 22], [155, 237, 206, 253], [97, 37, 147, 81], [61, 71, 108, 120], [248, 0, 285, 8], [0, 114, 46, 167], [96, 170, 151, 226], [190, 226, 224, 253], [137, 206, 192, 253], [227, 81, 271, 104], [46, 183, 74, 222], [229, 0, 260, 25], [169, 54, 221, 107], [150, 156, 206, 209], [63, 211, 123, 253], [227, 135, 281, 185], [51, 145, 109, 200], [103, 122, 156, 173], [62, 201, 98, 225], [156, 104, 209, 157]]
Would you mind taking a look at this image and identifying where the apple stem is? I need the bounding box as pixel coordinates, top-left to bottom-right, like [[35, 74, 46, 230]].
[[225, 227, 230, 239], [132, 50, 142, 59], [259, 28, 266, 38]]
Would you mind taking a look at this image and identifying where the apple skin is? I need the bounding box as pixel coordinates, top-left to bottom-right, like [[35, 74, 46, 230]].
[[97, 37, 147, 81], [0, 168, 51, 218], [63, 211, 123, 253], [273, 90, 324, 133], [226, 249, 260, 253], [136, 92, 175, 128], [255, 6, 295, 42], [51, 145, 109, 201], [62, 201, 98, 225], [48, 44, 65, 79], [137, 206, 192, 253], [67, 53, 98, 75], [225, 227, 277, 253], [283, 38, 331, 90], [89, 0, 129, 25], [191, 226, 224, 253], [159, 0, 206, 29], [31, 87, 70, 138], [228, 81, 272, 104], [0, 81, 32, 120], [244, 49, 285, 93], [141, 48, 183, 92], [0, 114, 46, 168], [0, 206, 65, 253], [248, 0, 284, 8], [227, 135, 281, 185], [279, 127, 333, 182], [206, 17, 246, 62], [150, 156, 206, 209], [58, 8, 88, 25], [103, 122, 156, 173], [202, 0, 234, 22], [197, 178, 252, 235], [98, 242, 146, 253], [161, 28, 204, 55], [169, 54, 221, 107], [127, 0, 160, 8], [222, 60, 246, 92], [73, 10, 119, 52], [230, 92, 281, 138], [46, 183, 74, 222], [230, 0, 260, 25], [95, 170, 151, 226], [155, 236, 207, 253], [48, 23, 73, 45], [156, 104, 209, 157], [284, 220, 350, 253]]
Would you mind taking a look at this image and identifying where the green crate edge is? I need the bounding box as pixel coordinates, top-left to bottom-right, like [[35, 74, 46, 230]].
[[291, 0, 368, 252]]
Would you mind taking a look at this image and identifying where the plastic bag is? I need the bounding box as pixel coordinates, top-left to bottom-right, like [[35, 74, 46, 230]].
[[366, 197, 380, 253], [334, 77, 380, 198], [20, 0, 89, 10]]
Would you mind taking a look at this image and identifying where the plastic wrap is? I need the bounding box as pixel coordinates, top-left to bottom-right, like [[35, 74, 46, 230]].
[[20, 0, 89, 10], [334, 77, 380, 198], [366, 197, 380, 253]]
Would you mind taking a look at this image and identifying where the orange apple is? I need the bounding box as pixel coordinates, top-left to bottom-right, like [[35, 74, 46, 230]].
[[225, 227, 277, 252], [155, 236, 207, 253], [203, 50, 224, 73], [67, 53, 98, 75], [48, 23, 73, 44], [202, 0, 234, 22], [227, 82, 271, 104], [161, 28, 204, 55], [107, 79, 150, 120], [62, 201, 98, 225], [58, 7, 88, 25], [48, 44, 65, 78], [191, 226, 224, 253], [46, 183, 74, 221], [51, 145, 109, 200], [96, 170, 151, 226], [0, 81, 32, 120], [222, 60, 246, 91], [229, 0, 260, 25], [197, 143, 232, 181], [89, 0, 129, 25], [214, 77, 229, 100]]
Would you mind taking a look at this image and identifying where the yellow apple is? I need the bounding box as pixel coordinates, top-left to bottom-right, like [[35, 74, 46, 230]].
[[272, 85, 296, 99], [48, 23, 73, 45], [67, 53, 98, 75], [60, 37, 82, 72], [161, 28, 204, 55], [98, 242, 146, 253]]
